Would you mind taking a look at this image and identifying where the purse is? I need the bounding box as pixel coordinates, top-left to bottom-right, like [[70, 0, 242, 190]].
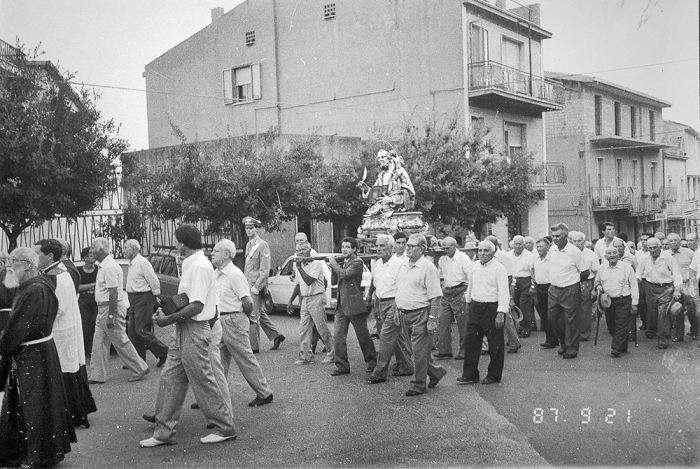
[[161, 293, 189, 316]]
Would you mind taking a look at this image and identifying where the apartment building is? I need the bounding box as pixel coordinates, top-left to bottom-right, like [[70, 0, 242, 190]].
[[142, 0, 563, 244], [545, 72, 674, 241], [661, 120, 700, 235]]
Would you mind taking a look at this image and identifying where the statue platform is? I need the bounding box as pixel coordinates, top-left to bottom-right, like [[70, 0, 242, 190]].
[[357, 211, 427, 248]]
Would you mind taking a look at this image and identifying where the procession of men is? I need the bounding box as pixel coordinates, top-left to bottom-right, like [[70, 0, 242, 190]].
[[1, 214, 699, 466]]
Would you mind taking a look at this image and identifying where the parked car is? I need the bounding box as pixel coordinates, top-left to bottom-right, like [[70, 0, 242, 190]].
[[147, 245, 244, 301], [266, 254, 372, 315]]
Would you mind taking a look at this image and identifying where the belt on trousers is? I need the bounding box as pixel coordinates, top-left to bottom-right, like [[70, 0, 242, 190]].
[[472, 301, 498, 306], [21, 333, 53, 346], [378, 297, 395, 302], [647, 281, 673, 288], [608, 295, 631, 300], [220, 311, 242, 316], [397, 306, 427, 313], [300, 292, 324, 299]]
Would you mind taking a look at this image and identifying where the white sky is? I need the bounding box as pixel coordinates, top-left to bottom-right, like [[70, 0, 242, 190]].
[[1, 0, 697, 152]]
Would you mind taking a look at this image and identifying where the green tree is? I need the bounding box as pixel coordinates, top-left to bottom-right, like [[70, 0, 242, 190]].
[[0, 43, 128, 250]]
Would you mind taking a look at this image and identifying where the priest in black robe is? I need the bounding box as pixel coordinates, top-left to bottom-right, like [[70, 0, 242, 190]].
[[0, 247, 76, 468]]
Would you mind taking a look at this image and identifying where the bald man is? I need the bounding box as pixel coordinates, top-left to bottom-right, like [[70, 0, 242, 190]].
[[508, 235, 535, 337]]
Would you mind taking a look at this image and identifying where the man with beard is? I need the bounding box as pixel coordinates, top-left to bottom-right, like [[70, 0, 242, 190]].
[[359, 150, 416, 217], [35, 239, 96, 429], [0, 247, 75, 468]]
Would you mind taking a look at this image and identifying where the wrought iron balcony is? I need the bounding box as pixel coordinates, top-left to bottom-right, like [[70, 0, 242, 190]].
[[591, 187, 632, 210], [0, 38, 25, 71], [468, 61, 564, 114], [661, 185, 677, 202], [630, 195, 662, 215], [532, 161, 566, 187]]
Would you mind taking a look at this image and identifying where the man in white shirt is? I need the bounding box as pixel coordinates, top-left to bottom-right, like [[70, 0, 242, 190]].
[[366, 235, 414, 384], [530, 238, 558, 348], [486, 235, 520, 353], [508, 235, 535, 338], [636, 237, 682, 349], [141, 225, 236, 447], [570, 231, 599, 342], [393, 232, 408, 260], [213, 239, 274, 407], [594, 222, 626, 260], [667, 233, 699, 342], [523, 236, 535, 253], [634, 232, 652, 334], [547, 223, 590, 359], [124, 239, 168, 367], [457, 240, 509, 385], [435, 237, 472, 360], [594, 246, 639, 357], [88, 237, 149, 384], [289, 241, 335, 365]]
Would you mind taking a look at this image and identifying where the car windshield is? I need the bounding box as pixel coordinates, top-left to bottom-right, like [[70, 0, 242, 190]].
[[161, 257, 178, 278], [280, 260, 294, 276]]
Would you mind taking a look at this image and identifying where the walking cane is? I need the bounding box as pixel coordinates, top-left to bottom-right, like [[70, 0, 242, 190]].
[[594, 308, 601, 346]]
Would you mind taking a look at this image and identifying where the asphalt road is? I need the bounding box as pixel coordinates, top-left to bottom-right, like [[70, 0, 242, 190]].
[[6, 312, 698, 467]]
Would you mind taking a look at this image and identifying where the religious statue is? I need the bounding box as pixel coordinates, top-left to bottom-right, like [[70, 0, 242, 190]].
[[357, 150, 416, 217]]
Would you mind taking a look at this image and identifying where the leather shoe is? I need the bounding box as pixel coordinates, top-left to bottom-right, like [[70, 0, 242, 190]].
[[657, 344, 668, 350], [672, 337, 684, 342], [405, 390, 422, 397], [88, 380, 105, 385], [206, 423, 215, 430], [366, 364, 376, 373], [611, 350, 620, 357], [639, 324, 648, 330], [199, 433, 237, 444], [645, 332, 655, 339], [270, 334, 285, 351], [562, 353, 578, 359], [366, 377, 386, 384], [518, 332, 530, 338], [157, 354, 167, 368], [191, 403, 200, 410], [252, 349, 259, 354], [128, 368, 150, 382], [540, 343, 556, 349], [580, 337, 589, 342], [433, 353, 453, 360], [454, 355, 464, 360], [428, 372, 446, 389], [142, 414, 155, 423], [139, 437, 170, 448], [392, 371, 412, 376], [557, 347, 567, 355], [456, 377, 479, 385], [481, 377, 499, 385], [507, 345, 521, 354], [330, 369, 349, 376], [248, 393, 273, 407]]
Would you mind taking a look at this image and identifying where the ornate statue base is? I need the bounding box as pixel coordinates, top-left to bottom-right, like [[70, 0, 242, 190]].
[[357, 211, 427, 250]]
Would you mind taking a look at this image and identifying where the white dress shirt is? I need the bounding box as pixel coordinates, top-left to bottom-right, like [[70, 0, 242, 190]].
[[547, 242, 588, 288], [372, 255, 402, 300], [438, 250, 472, 288], [466, 259, 510, 313], [126, 253, 161, 295], [508, 249, 534, 278], [179, 250, 218, 321]]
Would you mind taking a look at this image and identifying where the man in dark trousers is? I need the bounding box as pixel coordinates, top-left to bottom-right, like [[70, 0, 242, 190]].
[[328, 237, 377, 376], [457, 240, 509, 385]]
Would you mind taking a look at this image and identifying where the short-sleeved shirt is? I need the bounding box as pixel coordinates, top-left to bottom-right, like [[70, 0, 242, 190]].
[[179, 250, 218, 321], [494, 249, 513, 277], [670, 247, 695, 281], [215, 261, 251, 313], [126, 253, 161, 295], [547, 242, 588, 288], [530, 255, 550, 285], [508, 249, 534, 278], [372, 255, 402, 300], [395, 256, 442, 310], [466, 259, 510, 313], [296, 259, 325, 297], [438, 250, 472, 287], [581, 247, 600, 280], [594, 236, 628, 260], [95, 254, 128, 307]]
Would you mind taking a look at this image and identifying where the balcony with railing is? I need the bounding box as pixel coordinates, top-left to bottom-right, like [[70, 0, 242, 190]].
[[468, 61, 564, 115], [0, 38, 25, 74], [591, 187, 632, 211], [532, 161, 566, 188], [661, 185, 677, 202], [630, 195, 662, 215], [664, 200, 698, 219]]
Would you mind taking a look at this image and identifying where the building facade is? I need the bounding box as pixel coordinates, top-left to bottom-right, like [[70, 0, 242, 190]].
[[545, 72, 676, 242], [143, 0, 564, 250]]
